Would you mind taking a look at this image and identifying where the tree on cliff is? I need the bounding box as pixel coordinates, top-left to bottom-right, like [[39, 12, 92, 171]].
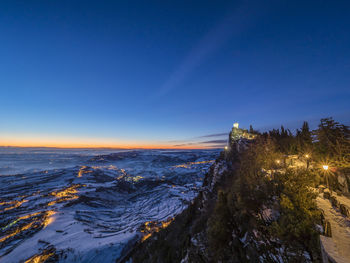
[[314, 117, 350, 167], [207, 190, 233, 261], [296, 121, 313, 153], [270, 169, 320, 260], [269, 126, 297, 154]]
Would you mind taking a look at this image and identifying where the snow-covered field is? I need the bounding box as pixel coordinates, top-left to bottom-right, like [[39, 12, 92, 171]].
[[0, 148, 219, 262]]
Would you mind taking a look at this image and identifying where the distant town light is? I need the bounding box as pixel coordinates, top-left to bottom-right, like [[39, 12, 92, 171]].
[[224, 146, 228, 150], [233, 122, 239, 129], [323, 165, 329, 170]]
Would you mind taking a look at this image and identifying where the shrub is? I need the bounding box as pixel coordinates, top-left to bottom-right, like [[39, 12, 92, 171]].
[[340, 204, 350, 218], [323, 192, 331, 199]]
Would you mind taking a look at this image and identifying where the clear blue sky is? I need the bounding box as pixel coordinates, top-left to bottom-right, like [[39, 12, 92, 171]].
[[0, 0, 349, 148]]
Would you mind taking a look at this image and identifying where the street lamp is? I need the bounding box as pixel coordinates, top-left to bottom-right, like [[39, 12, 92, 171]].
[[224, 146, 228, 150], [323, 165, 330, 193], [305, 154, 310, 169]]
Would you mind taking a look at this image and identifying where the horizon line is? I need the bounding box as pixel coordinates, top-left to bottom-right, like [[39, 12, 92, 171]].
[[0, 144, 221, 150]]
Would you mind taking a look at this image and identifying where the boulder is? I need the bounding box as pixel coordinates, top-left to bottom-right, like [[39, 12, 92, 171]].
[[340, 204, 350, 218], [337, 173, 349, 194], [330, 196, 340, 208]]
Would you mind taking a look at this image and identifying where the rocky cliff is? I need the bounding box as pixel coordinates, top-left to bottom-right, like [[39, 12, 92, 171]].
[[124, 131, 323, 263], [123, 138, 259, 262]]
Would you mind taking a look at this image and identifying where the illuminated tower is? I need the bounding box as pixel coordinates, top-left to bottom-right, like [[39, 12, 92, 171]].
[[230, 122, 256, 142], [231, 122, 243, 141]]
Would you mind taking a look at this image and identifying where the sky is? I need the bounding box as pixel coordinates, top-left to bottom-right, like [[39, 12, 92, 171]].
[[0, 0, 349, 148]]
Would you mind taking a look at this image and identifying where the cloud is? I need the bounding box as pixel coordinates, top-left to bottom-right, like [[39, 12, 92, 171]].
[[201, 139, 227, 144], [196, 133, 228, 138], [166, 132, 227, 143], [168, 132, 228, 147], [172, 142, 197, 147], [168, 132, 228, 148], [154, 1, 262, 99], [173, 139, 227, 147]]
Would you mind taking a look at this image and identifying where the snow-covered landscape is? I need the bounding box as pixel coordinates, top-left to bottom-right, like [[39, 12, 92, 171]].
[[0, 148, 219, 262]]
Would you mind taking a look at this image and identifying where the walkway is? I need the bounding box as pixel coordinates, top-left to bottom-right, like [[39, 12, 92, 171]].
[[317, 195, 350, 263]]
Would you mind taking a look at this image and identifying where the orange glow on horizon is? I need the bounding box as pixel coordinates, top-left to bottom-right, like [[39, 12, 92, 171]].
[[0, 142, 210, 149], [0, 135, 215, 149]]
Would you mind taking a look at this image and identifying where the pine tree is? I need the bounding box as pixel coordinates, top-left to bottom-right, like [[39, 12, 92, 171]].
[[207, 191, 232, 260], [297, 121, 313, 153], [315, 118, 350, 167]]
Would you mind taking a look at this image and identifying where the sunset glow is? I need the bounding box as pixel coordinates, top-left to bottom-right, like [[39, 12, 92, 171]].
[[0, 135, 214, 149]]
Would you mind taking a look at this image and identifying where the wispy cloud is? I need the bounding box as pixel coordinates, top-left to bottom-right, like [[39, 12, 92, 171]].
[[153, 2, 262, 99], [196, 133, 228, 138], [200, 139, 227, 144], [173, 139, 227, 147], [166, 132, 228, 147]]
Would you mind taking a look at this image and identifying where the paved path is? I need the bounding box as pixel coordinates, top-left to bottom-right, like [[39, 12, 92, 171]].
[[317, 195, 350, 263]]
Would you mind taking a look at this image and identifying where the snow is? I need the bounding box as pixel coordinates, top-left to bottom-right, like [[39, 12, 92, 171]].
[[261, 206, 279, 222], [333, 194, 350, 210], [239, 232, 248, 245], [317, 195, 350, 263], [208, 160, 227, 190], [1, 211, 134, 263], [0, 149, 219, 262], [180, 251, 189, 263]]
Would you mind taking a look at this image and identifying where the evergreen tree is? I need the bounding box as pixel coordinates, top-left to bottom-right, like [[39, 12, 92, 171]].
[[208, 191, 232, 260], [270, 169, 320, 260], [315, 118, 350, 167], [297, 121, 313, 153]]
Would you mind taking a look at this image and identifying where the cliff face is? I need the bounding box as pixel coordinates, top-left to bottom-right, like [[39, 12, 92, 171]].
[[125, 139, 251, 263], [126, 135, 321, 263]]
